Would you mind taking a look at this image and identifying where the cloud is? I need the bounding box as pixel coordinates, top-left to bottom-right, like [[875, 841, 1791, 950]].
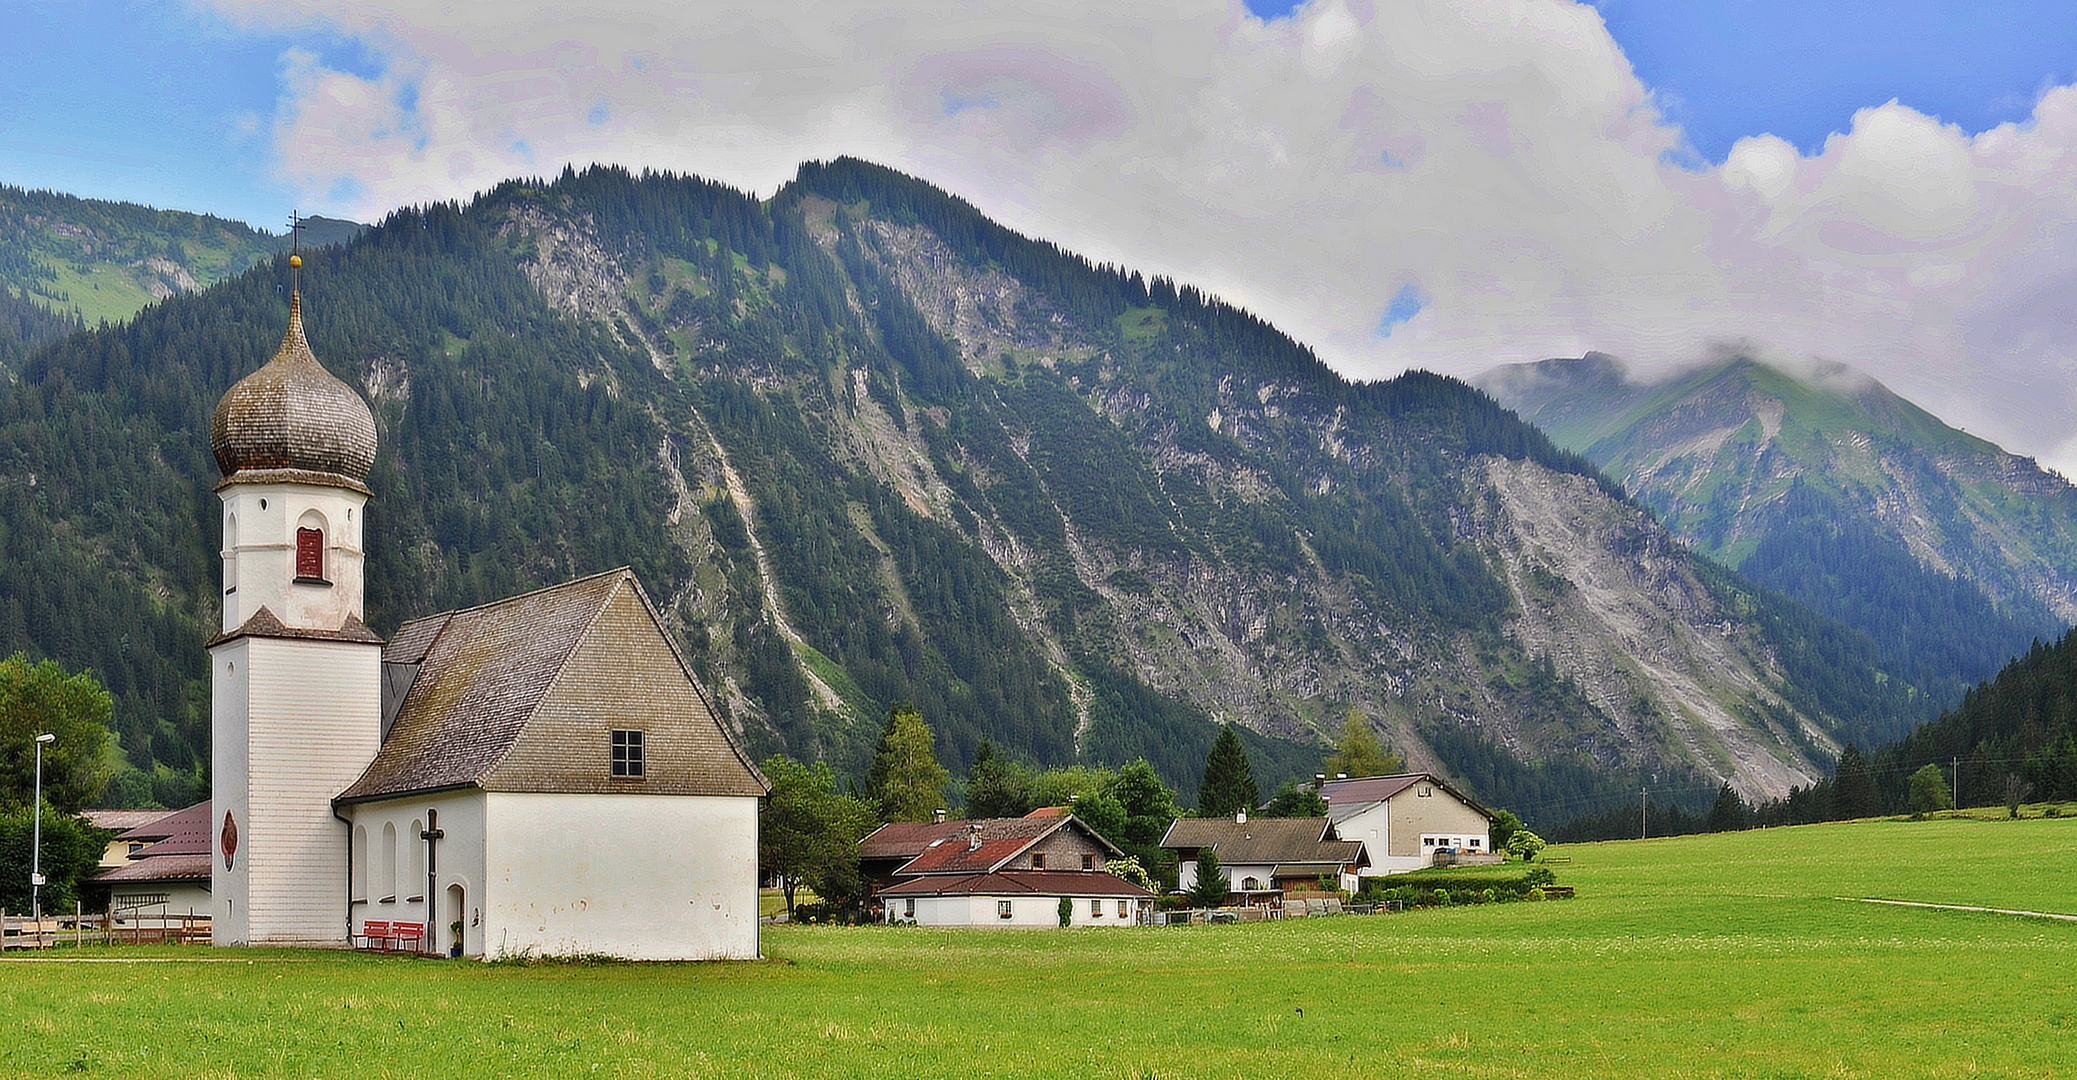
[[197, 0, 2077, 473]]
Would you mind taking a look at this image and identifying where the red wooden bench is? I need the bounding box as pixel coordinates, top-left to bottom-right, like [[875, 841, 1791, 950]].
[[355, 920, 426, 951]]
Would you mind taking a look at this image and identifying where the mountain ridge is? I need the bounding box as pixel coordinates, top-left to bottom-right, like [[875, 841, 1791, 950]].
[[0, 161, 1936, 820]]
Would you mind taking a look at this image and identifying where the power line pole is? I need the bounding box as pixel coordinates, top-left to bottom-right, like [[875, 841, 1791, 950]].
[[1952, 756, 1960, 809], [1639, 787, 1648, 840]]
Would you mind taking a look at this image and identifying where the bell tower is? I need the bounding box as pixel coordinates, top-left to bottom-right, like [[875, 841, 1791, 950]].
[[208, 254, 384, 946]]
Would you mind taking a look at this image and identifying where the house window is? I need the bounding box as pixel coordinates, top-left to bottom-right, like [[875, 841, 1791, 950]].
[[611, 729, 645, 778], [1468, 838, 1482, 849], [904, 899, 915, 917], [1090, 898, 1103, 917], [1031, 853, 1045, 869], [1117, 900, 1129, 918], [1241, 876, 1261, 891], [1418, 785, 1433, 797], [1081, 853, 1094, 870], [997, 900, 1013, 920], [295, 527, 325, 582]]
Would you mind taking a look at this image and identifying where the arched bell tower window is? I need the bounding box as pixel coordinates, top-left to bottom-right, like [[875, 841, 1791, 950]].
[[295, 510, 330, 584]]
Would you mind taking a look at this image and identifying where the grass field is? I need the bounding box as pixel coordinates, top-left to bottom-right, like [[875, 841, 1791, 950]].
[[5, 815, 2073, 1079]]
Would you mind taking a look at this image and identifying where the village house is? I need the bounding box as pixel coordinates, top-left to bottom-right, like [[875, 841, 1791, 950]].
[[1159, 813, 1368, 902], [1319, 773, 1499, 877], [860, 811, 1156, 926], [87, 802, 215, 923]]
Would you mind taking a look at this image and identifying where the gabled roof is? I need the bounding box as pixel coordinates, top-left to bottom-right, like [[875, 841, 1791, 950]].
[[337, 569, 766, 803], [115, 800, 214, 857], [93, 852, 213, 885], [1158, 816, 1365, 868], [90, 801, 215, 886], [1318, 773, 1493, 822], [859, 815, 1121, 877], [876, 870, 1156, 899]]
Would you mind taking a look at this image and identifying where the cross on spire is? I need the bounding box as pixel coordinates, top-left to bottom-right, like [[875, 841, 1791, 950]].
[[287, 211, 304, 293]]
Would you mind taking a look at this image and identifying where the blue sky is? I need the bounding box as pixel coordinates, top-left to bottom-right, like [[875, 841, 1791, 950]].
[[7, 0, 2077, 471]]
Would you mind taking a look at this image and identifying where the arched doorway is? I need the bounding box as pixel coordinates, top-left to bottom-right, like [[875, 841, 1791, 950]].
[[445, 883, 467, 957]]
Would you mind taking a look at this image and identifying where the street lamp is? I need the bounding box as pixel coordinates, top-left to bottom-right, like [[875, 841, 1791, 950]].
[[31, 732, 54, 923]]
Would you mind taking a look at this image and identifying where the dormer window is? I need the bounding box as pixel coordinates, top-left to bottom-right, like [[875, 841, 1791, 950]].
[[611, 729, 645, 778], [295, 527, 327, 583]]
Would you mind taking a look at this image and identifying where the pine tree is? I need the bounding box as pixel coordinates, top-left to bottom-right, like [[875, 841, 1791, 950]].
[[964, 739, 1032, 819], [1197, 724, 1259, 818], [1832, 744, 1878, 819], [1187, 846, 1228, 909], [1706, 782, 1750, 832]]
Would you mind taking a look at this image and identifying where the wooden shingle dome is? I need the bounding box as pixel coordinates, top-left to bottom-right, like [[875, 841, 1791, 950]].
[[210, 291, 377, 492]]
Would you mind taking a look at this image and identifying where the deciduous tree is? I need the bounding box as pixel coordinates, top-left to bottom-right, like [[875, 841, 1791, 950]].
[[1262, 780, 1327, 818], [865, 704, 951, 822], [758, 755, 878, 917], [2, 653, 116, 813], [1907, 763, 1953, 814], [1323, 707, 1402, 780], [1503, 828, 1546, 863]]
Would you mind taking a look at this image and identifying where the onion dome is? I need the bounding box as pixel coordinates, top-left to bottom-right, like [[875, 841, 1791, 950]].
[[210, 290, 377, 492]]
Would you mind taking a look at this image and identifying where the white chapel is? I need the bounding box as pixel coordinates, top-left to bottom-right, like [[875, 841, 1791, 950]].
[[206, 269, 768, 959]]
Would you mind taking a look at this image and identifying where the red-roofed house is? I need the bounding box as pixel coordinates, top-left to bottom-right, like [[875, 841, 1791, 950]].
[[89, 801, 215, 920], [860, 813, 1155, 926]]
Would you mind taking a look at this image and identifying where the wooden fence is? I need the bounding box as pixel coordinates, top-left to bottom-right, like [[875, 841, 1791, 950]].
[[3, 911, 211, 949]]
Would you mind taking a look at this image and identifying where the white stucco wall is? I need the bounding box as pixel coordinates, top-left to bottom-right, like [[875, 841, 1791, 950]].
[[480, 792, 760, 960], [219, 481, 368, 632], [1178, 859, 1278, 893], [346, 791, 485, 955], [896, 891, 1147, 927], [111, 883, 214, 920], [1342, 790, 1493, 876]]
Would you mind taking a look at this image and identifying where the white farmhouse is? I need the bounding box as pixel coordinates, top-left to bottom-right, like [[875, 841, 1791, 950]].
[[1319, 773, 1497, 877], [206, 281, 766, 959]]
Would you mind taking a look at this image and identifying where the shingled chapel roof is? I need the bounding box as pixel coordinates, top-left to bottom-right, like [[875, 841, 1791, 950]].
[[337, 568, 767, 804]]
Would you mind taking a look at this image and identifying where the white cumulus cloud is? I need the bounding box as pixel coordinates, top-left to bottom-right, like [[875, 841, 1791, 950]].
[[196, 0, 2077, 473]]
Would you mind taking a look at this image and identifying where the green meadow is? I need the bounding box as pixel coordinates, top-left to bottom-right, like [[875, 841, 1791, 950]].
[[5, 815, 2072, 1079]]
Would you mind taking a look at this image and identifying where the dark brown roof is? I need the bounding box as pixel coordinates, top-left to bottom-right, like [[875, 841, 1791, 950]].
[[206, 606, 385, 648], [114, 800, 213, 856], [876, 871, 1156, 899], [337, 569, 767, 803], [1158, 816, 1365, 868], [859, 816, 1120, 876], [211, 291, 377, 490]]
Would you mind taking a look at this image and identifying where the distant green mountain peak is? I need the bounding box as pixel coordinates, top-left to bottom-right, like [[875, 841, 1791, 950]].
[[1480, 352, 2077, 704]]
